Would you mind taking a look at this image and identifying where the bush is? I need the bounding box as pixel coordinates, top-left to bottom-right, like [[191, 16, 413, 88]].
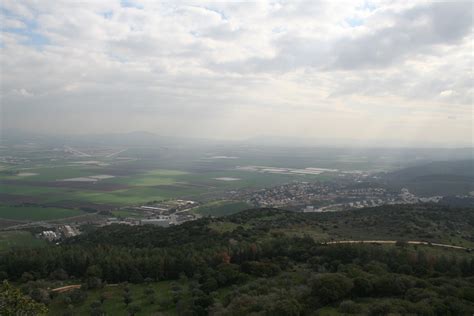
[[311, 273, 353, 304], [68, 289, 87, 304], [339, 300, 362, 314], [352, 277, 373, 297]]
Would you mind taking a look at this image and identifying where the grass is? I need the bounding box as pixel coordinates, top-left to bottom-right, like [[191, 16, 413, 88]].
[[112, 169, 188, 187], [0, 184, 73, 197], [0, 205, 84, 221], [177, 170, 330, 190], [71, 187, 169, 205], [0, 231, 47, 251], [193, 200, 252, 216], [146, 169, 189, 177]]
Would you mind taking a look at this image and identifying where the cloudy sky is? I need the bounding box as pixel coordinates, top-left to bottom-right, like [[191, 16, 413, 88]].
[[1, 0, 472, 146]]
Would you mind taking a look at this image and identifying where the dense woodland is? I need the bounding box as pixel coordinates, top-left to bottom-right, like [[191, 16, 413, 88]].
[[1, 205, 473, 315]]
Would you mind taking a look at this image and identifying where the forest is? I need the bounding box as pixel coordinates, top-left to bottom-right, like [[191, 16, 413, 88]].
[[1, 205, 473, 315]]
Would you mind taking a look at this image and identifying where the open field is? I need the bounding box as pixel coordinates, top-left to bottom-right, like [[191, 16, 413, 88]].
[[0, 205, 84, 221], [0, 230, 47, 251], [5, 143, 432, 222], [0, 154, 335, 222]]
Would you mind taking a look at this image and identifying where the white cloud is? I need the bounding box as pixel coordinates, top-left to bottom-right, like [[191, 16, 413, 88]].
[[0, 0, 472, 146]]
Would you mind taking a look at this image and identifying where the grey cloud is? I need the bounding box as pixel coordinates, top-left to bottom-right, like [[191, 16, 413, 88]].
[[331, 2, 473, 70], [211, 2, 472, 73], [1, 0, 471, 144]]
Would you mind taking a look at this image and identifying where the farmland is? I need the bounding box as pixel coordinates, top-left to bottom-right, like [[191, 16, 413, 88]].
[[0, 144, 336, 223], [3, 142, 462, 224], [0, 205, 83, 221]]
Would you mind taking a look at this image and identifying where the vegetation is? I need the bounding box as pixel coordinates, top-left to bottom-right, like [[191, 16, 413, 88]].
[[0, 280, 48, 315], [0, 231, 47, 252], [0, 206, 84, 221], [0, 205, 473, 315], [383, 159, 474, 196], [193, 200, 252, 216]]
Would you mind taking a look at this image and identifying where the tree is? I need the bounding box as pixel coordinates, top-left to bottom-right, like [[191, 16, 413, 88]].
[[130, 269, 144, 283], [90, 300, 103, 316], [86, 276, 103, 289], [86, 265, 103, 278], [123, 292, 132, 306], [30, 288, 51, 305], [50, 268, 68, 280], [68, 289, 87, 304], [127, 304, 141, 316], [352, 277, 373, 297], [20, 272, 35, 283], [144, 286, 156, 304], [339, 300, 362, 314], [0, 281, 48, 315], [266, 297, 302, 316], [99, 293, 107, 304], [311, 273, 353, 304]]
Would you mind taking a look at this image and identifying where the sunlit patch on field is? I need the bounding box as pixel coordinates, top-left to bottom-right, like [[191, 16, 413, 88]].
[[213, 177, 241, 181], [60, 175, 115, 182], [17, 172, 39, 177]]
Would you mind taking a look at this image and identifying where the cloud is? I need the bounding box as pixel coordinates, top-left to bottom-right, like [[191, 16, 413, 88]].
[[0, 0, 472, 146]]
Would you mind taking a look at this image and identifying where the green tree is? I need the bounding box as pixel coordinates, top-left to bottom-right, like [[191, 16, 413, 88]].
[[127, 303, 141, 316], [123, 292, 132, 306], [144, 286, 156, 304], [311, 273, 353, 304], [352, 277, 373, 297], [0, 281, 48, 316]]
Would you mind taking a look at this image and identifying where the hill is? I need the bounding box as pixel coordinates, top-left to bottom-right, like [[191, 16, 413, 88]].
[[382, 160, 474, 196], [1, 205, 473, 315]]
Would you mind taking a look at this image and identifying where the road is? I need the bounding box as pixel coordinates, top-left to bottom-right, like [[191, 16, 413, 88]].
[[326, 240, 469, 250], [50, 284, 81, 293], [105, 148, 128, 157]]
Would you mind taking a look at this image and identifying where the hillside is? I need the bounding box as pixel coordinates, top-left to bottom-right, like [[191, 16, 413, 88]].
[[382, 160, 474, 196], [1, 205, 473, 315]]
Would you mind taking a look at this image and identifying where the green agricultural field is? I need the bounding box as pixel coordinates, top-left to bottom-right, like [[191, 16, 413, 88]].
[[71, 187, 172, 205], [176, 170, 330, 190], [111, 169, 188, 186], [0, 231, 47, 251], [2, 165, 102, 181], [0, 205, 84, 221], [0, 184, 73, 198], [1, 161, 334, 221]]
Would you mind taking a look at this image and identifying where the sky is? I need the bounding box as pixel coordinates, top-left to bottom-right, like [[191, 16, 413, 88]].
[[0, 0, 472, 146]]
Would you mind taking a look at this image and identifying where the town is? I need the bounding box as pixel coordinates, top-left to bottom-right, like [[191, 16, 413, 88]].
[[230, 179, 444, 212]]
